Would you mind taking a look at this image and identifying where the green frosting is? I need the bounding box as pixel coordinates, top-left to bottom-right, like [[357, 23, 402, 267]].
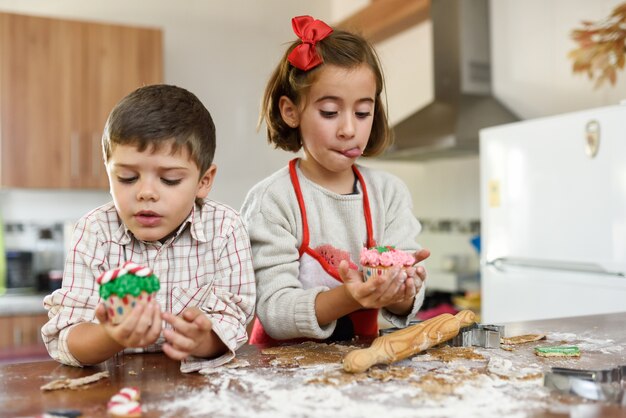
[[99, 272, 160, 300], [373, 245, 395, 253], [534, 346, 580, 355]]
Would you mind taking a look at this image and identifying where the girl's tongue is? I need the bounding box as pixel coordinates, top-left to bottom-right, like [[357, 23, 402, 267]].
[[341, 147, 362, 158]]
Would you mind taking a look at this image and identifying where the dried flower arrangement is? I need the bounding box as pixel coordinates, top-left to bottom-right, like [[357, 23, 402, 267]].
[[568, 2, 626, 88]]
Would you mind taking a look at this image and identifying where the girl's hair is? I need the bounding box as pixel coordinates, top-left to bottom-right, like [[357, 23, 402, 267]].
[[102, 84, 216, 177], [259, 27, 392, 157]]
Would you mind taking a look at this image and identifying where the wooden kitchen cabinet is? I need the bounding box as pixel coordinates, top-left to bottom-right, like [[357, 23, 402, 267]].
[[0, 12, 163, 189], [0, 312, 49, 361]]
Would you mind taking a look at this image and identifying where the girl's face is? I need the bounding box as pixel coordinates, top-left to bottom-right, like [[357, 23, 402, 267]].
[[106, 141, 215, 242], [292, 64, 377, 181]]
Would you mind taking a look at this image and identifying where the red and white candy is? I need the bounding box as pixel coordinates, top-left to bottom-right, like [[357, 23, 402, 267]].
[[97, 261, 153, 285], [107, 386, 142, 417]]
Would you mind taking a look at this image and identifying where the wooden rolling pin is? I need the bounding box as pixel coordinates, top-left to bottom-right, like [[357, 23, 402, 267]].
[[343, 310, 476, 373]]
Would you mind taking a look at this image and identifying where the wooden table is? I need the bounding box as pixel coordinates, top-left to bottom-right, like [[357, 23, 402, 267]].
[[1, 312, 625, 417]]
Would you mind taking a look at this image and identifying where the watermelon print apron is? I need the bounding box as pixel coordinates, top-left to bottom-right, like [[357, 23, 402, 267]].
[[250, 159, 379, 345]]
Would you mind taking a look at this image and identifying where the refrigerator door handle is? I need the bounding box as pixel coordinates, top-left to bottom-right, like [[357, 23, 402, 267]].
[[486, 257, 625, 278]]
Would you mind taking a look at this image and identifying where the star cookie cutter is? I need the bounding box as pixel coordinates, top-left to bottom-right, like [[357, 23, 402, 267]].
[[449, 323, 505, 348]]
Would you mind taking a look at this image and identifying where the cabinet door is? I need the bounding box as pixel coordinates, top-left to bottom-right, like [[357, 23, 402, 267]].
[[0, 13, 163, 189], [0, 13, 82, 188], [0, 317, 12, 350], [80, 22, 163, 189], [0, 313, 48, 352]]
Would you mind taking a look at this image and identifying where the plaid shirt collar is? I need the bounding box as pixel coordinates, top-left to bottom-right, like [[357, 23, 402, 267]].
[[111, 202, 208, 245]]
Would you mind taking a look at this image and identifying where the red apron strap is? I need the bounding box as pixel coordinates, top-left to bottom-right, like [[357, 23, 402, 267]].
[[352, 165, 376, 249], [289, 158, 309, 256]]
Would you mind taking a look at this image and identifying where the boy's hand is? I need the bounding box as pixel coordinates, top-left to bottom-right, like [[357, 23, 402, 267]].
[[161, 307, 227, 361], [95, 300, 162, 348]]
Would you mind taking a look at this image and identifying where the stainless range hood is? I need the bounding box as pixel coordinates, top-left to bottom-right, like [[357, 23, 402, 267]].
[[383, 0, 519, 160]]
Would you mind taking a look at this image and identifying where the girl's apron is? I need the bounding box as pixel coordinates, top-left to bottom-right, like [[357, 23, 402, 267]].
[[250, 158, 379, 345]]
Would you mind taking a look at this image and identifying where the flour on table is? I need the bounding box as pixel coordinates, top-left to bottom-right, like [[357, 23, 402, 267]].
[[487, 356, 543, 380], [261, 341, 356, 367], [199, 357, 250, 374], [547, 332, 623, 354], [149, 342, 557, 418], [152, 363, 548, 418]]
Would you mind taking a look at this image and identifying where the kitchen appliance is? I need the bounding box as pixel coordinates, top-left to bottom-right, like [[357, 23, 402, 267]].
[[385, 0, 519, 160], [33, 227, 65, 277], [0, 213, 5, 295], [5, 250, 35, 292], [479, 103, 626, 323]]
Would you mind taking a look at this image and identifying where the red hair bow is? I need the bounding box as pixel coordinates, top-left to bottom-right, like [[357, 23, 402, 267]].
[[287, 15, 333, 71]]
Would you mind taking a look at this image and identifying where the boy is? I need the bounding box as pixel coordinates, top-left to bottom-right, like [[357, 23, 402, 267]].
[[42, 85, 256, 373]]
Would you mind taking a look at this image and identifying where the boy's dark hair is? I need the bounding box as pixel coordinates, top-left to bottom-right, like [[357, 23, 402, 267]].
[[259, 28, 392, 157], [102, 84, 216, 176]]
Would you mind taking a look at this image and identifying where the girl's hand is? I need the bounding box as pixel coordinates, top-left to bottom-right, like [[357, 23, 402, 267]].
[[161, 307, 227, 361], [406, 248, 430, 293], [412, 248, 430, 282], [338, 261, 412, 309], [385, 248, 430, 314], [95, 300, 162, 348]]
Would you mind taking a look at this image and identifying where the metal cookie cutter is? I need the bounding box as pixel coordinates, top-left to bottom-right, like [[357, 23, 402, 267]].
[[450, 323, 505, 348], [544, 365, 626, 404], [379, 319, 422, 336]]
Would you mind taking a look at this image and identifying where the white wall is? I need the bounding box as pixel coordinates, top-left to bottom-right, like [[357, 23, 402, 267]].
[[362, 157, 482, 288], [0, 0, 332, 217], [491, 0, 626, 119], [363, 157, 480, 220]]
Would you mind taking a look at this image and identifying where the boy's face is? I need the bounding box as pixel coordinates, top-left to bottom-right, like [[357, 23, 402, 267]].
[[106, 140, 216, 242]]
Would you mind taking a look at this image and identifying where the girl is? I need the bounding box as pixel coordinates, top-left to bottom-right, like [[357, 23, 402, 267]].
[[241, 15, 429, 344]]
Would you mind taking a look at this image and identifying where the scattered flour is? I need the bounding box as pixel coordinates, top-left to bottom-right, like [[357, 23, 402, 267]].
[[487, 356, 542, 380], [547, 332, 624, 354], [144, 330, 625, 417], [150, 354, 552, 418]]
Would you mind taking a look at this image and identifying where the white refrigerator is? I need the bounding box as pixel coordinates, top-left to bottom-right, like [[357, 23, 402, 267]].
[[479, 103, 626, 323]]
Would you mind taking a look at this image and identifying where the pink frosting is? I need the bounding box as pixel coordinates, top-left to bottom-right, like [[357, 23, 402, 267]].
[[360, 246, 415, 267]]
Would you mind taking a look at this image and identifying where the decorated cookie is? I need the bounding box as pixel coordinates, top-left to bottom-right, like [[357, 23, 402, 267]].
[[107, 401, 142, 418], [109, 387, 140, 403], [107, 387, 142, 418], [360, 246, 416, 282], [118, 387, 140, 402], [107, 387, 141, 418], [534, 345, 581, 357], [97, 262, 160, 325]]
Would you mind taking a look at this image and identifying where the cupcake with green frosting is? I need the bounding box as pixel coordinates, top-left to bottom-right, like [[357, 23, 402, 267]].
[[97, 261, 160, 325]]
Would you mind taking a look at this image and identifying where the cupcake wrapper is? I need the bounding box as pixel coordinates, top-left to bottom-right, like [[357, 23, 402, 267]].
[[104, 291, 154, 325], [362, 266, 408, 282]]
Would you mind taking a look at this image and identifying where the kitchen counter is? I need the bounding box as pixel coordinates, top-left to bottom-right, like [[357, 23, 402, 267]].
[[0, 293, 47, 316], [1, 312, 625, 417]]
